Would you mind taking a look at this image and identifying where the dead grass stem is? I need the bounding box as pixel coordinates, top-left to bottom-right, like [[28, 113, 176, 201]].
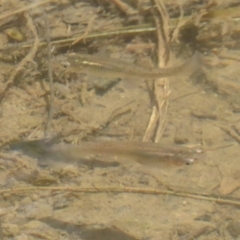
[[1, 185, 240, 207]]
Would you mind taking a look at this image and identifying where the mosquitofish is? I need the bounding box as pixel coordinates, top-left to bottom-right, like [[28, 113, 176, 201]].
[[10, 139, 200, 168], [47, 141, 199, 167], [62, 52, 202, 80]]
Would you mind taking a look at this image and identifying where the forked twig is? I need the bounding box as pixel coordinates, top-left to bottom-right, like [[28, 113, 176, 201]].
[[143, 0, 170, 142], [153, 0, 171, 142], [171, 0, 188, 43]]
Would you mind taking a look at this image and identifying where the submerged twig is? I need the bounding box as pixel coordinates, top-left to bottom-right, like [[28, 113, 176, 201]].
[[43, 10, 54, 137], [71, 16, 97, 45], [4, 25, 157, 51], [153, 0, 171, 142], [142, 106, 158, 142], [1, 185, 240, 207], [143, 0, 170, 142], [171, 0, 186, 43], [109, 0, 137, 15]]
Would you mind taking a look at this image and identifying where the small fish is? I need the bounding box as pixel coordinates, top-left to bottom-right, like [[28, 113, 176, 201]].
[[61, 52, 202, 80], [48, 141, 198, 167], [9, 139, 199, 168]]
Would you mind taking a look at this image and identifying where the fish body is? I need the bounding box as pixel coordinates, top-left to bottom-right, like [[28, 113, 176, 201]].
[[62, 52, 202, 80], [10, 139, 199, 168]]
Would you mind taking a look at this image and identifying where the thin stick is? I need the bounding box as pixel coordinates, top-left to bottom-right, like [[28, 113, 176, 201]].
[[1, 185, 240, 207], [43, 10, 54, 137], [142, 106, 158, 142], [171, 0, 188, 43], [4, 25, 157, 51], [154, 0, 170, 64], [217, 125, 240, 145], [153, 0, 170, 143], [143, 0, 171, 142], [154, 88, 170, 141], [109, 0, 137, 15], [71, 16, 97, 45]]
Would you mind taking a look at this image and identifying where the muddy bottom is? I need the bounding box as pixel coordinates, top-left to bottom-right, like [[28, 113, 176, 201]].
[[1, 1, 240, 240]]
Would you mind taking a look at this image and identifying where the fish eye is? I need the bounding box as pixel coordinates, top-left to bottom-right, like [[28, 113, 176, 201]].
[[61, 61, 70, 68], [185, 158, 195, 165]]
